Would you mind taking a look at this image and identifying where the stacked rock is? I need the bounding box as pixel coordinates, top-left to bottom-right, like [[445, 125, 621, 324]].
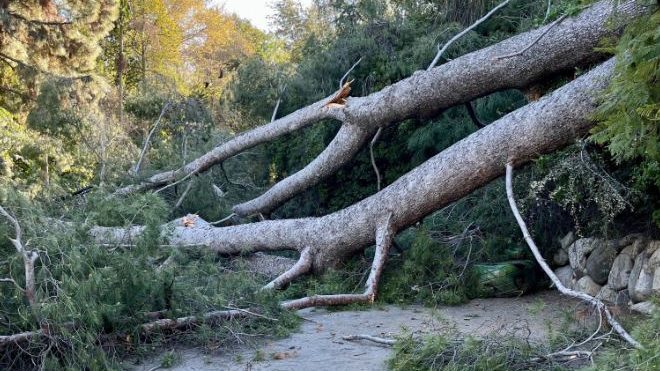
[[552, 232, 659, 315]]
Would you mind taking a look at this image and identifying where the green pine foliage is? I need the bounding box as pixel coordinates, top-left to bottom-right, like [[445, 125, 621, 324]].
[[591, 11, 659, 223], [0, 189, 299, 369]]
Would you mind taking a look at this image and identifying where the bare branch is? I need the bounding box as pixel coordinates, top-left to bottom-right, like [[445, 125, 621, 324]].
[[544, 0, 553, 23], [370, 127, 383, 191], [0, 206, 39, 310], [505, 163, 641, 349], [133, 102, 170, 174], [232, 123, 375, 217], [340, 57, 363, 89], [494, 15, 567, 60], [115, 1, 650, 206], [174, 179, 194, 209], [0, 206, 21, 253], [271, 85, 286, 123], [427, 0, 510, 70], [210, 213, 237, 226]]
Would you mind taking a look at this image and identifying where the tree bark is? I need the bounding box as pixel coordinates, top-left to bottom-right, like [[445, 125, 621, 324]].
[[94, 58, 615, 273], [115, 0, 652, 218]]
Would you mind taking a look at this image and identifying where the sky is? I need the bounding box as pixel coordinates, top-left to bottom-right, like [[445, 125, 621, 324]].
[[212, 0, 312, 32]]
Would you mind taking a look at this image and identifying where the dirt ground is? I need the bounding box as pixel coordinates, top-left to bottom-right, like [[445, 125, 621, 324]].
[[131, 290, 593, 371]]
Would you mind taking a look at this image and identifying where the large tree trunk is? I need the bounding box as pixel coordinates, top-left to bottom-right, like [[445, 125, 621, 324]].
[[115, 0, 652, 220], [94, 58, 615, 273]]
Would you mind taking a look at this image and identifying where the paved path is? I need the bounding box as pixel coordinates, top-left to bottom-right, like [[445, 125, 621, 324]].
[[132, 291, 588, 371]]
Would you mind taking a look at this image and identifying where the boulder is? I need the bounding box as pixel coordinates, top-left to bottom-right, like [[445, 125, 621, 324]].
[[596, 285, 618, 303], [554, 265, 574, 289], [568, 238, 602, 277], [608, 252, 634, 290], [630, 301, 657, 315], [628, 245, 658, 303], [586, 245, 617, 285], [553, 248, 569, 266], [609, 234, 644, 251], [560, 231, 576, 250], [651, 246, 660, 294], [575, 276, 601, 297], [623, 239, 648, 259], [614, 289, 631, 307]]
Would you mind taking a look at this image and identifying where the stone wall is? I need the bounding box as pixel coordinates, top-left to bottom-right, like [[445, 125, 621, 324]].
[[552, 232, 659, 315]]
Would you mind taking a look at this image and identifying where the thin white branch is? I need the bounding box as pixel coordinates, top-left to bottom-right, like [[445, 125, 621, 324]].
[[0, 205, 39, 310], [263, 246, 313, 290], [0, 205, 22, 253], [428, 0, 510, 70], [271, 85, 286, 123], [174, 179, 194, 209], [133, 102, 170, 174], [494, 14, 567, 60], [370, 127, 383, 191], [154, 169, 196, 194], [210, 213, 236, 226], [544, 0, 553, 23], [505, 163, 641, 349], [340, 57, 363, 89]]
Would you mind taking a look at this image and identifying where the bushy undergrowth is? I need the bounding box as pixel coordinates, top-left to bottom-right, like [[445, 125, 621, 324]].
[[379, 229, 479, 306], [387, 299, 660, 371], [588, 298, 660, 371], [0, 189, 299, 370], [388, 333, 555, 371]]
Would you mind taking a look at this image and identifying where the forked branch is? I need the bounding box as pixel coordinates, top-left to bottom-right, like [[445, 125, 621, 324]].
[[280, 213, 394, 310]]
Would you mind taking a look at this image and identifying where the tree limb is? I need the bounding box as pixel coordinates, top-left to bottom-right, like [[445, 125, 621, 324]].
[[280, 213, 394, 309], [0, 206, 38, 309], [494, 14, 568, 60], [263, 246, 313, 290], [370, 127, 383, 191], [114, 0, 651, 203], [133, 102, 170, 175], [232, 123, 375, 216], [505, 163, 641, 349]]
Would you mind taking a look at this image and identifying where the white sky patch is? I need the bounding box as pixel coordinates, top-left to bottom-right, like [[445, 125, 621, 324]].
[[211, 0, 312, 32]]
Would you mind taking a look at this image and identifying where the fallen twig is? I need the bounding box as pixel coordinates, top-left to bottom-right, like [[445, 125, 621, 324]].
[[342, 334, 396, 346]]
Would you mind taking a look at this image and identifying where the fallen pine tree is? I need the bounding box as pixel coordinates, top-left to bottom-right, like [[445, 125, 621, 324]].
[[115, 0, 652, 220]]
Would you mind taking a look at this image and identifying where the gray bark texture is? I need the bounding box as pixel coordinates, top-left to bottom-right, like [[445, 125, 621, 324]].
[[115, 0, 653, 221], [94, 58, 615, 273]]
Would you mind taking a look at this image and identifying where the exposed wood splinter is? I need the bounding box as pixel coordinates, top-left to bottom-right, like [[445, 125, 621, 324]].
[[326, 79, 353, 107]]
